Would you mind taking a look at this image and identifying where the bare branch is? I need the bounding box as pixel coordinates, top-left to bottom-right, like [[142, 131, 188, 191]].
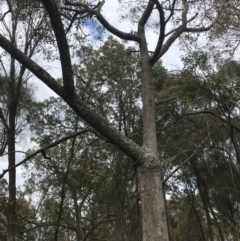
[[164, 25, 182, 37], [0, 10, 11, 21], [138, 0, 155, 28], [40, 0, 75, 95], [65, 12, 78, 34], [95, 13, 140, 42], [0, 58, 8, 76], [159, 12, 203, 58], [185, 26, 211, 32], [165, 0, 176, 24], [159, 26, 184, 58], [66, 0, 140, 42], [0, 129, 90, 179], [1, 151, 27, 157], [60, 8, 91, 33], [150, 0, 165, 65]]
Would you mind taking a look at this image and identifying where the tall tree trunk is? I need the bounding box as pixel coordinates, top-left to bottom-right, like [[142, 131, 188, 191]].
[[137, 34, 169, 241]]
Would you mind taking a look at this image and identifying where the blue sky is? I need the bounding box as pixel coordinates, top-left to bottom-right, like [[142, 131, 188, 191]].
[[82, 17, 106, 41]]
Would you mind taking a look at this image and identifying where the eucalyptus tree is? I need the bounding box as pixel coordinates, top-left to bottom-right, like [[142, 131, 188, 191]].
[[0, 0, 49, 239], [25, 97, 99, 241], [180, 57, 240, 241], [0, 75, 34, 240], [156, 53, 240, 240], [0, 0, 235, 240]]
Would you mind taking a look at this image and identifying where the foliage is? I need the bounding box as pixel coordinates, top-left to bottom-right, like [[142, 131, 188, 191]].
[[155, 54, 240, 241]]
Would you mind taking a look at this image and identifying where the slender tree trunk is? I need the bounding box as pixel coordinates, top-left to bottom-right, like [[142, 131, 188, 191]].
[[193, 164, 214, 241], [209, 201, 225, 241], [54, 133, 76, 241], [114, 152, 126, 241], [7, 13, 18, 240], [7, 111, 16, 241], [192, 204, 207, 241], [73, 191, 83, 241]]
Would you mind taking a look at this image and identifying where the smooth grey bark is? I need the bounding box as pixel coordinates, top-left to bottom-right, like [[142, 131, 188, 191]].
[[137, 25, 169, 241]]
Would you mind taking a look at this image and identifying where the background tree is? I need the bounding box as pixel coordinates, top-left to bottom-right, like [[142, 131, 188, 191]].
[[0, 0, 48, 239], [155, 53, 240, 241]]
